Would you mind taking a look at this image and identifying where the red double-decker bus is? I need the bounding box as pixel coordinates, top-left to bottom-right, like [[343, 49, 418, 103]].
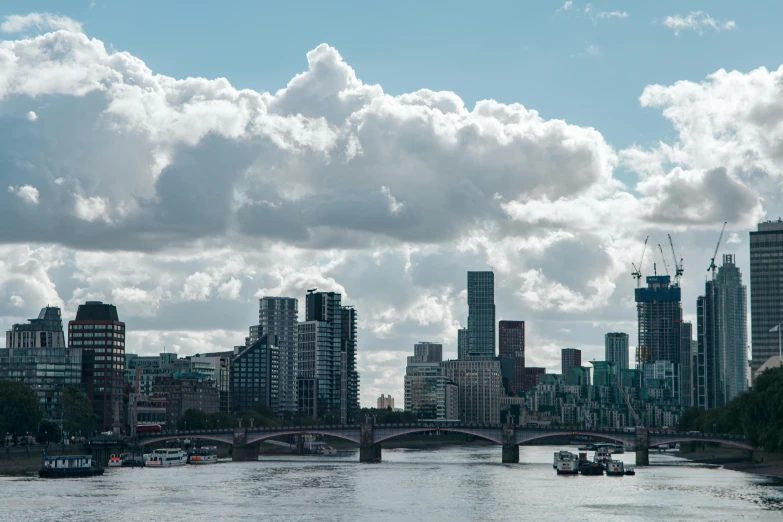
[[135, 424, 162, 433]]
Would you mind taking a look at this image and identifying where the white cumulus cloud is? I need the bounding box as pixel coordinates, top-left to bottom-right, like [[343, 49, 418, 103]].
[[664, 11, 737, 36], [1, 13, 82, 34], [8, 184, 39, 205]]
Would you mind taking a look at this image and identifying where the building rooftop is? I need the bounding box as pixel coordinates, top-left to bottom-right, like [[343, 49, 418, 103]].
[[74, 301, 120, 322]]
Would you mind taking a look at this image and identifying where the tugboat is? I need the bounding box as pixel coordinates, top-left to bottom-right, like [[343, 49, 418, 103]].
[[188, 446, 218, 465], [578, 461, 605, 476], [593, 447, 613, 466], [555, 451, 579, 475], [606, 460, 625, 476], [553, 450, 573, 468], [624, 467, 636, 476], [39, 453, 104, 478], [107, 454, 122, 468]]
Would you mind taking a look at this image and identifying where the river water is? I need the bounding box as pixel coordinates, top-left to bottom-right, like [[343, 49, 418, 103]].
[[1, 446, 781, 521]]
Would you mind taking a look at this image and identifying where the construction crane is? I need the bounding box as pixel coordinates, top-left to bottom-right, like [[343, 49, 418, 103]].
[[658, 244, 671, 276], [668, 234, 684, 287], [631, 236, 649, 288], [611, 362, 642, 428], [707, 222, 728, 281]]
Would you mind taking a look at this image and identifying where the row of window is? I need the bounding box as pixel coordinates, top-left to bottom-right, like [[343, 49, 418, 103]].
[[70, 341, 125, 347], [70, 324, 123, 330], [70, 332, 124, 338]]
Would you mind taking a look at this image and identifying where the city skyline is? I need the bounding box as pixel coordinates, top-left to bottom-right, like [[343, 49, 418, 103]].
[[2, 3, 783, 408]]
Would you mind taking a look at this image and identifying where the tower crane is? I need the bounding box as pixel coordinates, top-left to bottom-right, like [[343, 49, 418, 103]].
[[658, 244, 671, 276], [668, 234, 684, 287], [707, 222, 728, 281], [631, 236, 649, 288]]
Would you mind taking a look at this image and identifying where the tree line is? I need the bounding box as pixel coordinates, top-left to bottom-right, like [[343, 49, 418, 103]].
[[0, 381, 97, 444], [678, 365, 783, 451]]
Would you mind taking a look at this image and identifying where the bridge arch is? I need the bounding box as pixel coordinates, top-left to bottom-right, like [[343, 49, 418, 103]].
[[246, 430, 361, 445], [373, 426, 502, 445], [649, 436, 753, 451], [515, 431, 632, 446], [137, 433, 234, 446]]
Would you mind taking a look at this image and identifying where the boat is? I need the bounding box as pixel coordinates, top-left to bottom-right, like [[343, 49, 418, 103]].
[[612, 443, 625, 454], [145, 448, 188, 467], [306, 440, 337, 456], [107, 454, 122, 467], [578, 462, 605, 476], [624, 467, 636, 476], [39, 454, 104, 478], [553, 450, 573, 468], [555, 451, 579, 475], [188, 446, 218, 465], [606, 460, 625, 476], [593, 447, 613, 466]]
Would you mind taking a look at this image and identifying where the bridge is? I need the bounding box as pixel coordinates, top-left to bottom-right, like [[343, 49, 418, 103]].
[[135, 422, 752, 465]]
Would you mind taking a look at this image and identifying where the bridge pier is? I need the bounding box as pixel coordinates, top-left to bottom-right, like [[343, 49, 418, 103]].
[[635, 428, 649, 466], [360, 421, 381, 463], [501, 424, 518, 464], [232, 445, 258, 461]]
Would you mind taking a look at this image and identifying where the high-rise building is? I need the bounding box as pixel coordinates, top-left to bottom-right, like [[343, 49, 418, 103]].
[[750, 220, 783, 377], [499, 321, 525, 394], [442, 359, 502, 423], [230, 335, 279, 414], [523, 367, 546, 391], [604, 333, 629, 371], [696, 255, 748, 409], [404, 342, 456, 420], [153, 376, 219, 428], [297, 291, 359, 424], [414, 342, 443, 363], [68, 301, 126, 433], [467, 271, 495, 359], [190, 351, 233, 413], [376, 394, 394, 410], [1, 306, 81, 427], [678, 322, 694, 409], [561, 348, 581, 384], [457, 328, 469, 360], [258, 297, 298, 416]]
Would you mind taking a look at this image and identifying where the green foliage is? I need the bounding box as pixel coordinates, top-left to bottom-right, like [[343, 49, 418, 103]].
[[360, 408, 418, 424], [0, 381, 42, 438], [62, 386, 97, 436], [678, 366, 783, 451], [37, 420, 62, 444]]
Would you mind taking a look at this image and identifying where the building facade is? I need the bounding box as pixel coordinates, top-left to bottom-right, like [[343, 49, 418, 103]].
[[499, 320, 525, 394], [190, 351, 232, 413], [466, 271, 495, 360], [230, 335, 279, 414], [376, 394, 395, 410], [442, 359, 502, 424], [749, 220, 783, 377], [258, 297, 298, 416], [68, 301, 126, 433], [153, 376, 219, 428], [604, 332, 629, 371], [696, 255, 748, 409], [1, 306, 81, 427], [297, 291, 359, 424], [457, 328, 469, 360], [403, 342, 457, 420], [561, 348, 582, 385]]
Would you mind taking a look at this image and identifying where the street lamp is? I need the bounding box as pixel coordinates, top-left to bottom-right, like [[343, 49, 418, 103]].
[[250, 418, 255, 428]]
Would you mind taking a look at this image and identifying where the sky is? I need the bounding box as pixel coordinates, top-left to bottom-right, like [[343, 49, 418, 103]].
[[1, 1, 782, 406]]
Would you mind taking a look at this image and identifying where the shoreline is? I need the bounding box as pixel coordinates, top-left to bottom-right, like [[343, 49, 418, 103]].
[[677, 450, 783, 481]]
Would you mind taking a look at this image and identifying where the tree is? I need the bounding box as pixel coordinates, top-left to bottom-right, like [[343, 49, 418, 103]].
[[37, 420, 62, 444], [62, 386, 97, 436], [178, 409, 209, 430], [0, 380, 42, 440]]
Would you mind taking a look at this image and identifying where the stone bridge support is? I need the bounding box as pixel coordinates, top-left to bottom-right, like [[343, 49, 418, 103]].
[[501, 424, 518, 463], [360, 422, 381, 463], [635, 428, 649, 466], [231, 427, 258, 462]]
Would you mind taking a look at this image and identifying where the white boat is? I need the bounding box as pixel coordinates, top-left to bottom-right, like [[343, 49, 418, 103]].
[[612, 443, 625, 454], [107, 454, 122, 468], [553, 450, 573, 469], [308, 441, 337, 456], [593, 447, 612, 465], [606, 460, 625, 476], [555, 451, 579, 475], [188, 446, 218, 465], [145, 448, 188, 467]]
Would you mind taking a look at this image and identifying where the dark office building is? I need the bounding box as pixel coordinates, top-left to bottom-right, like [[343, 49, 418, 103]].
[[230, 335, 279, 414], [467, 271, 495, 359], [68, 301, 125, 433], [298, 291, 359, 424], [499, 321, 525, 394], [749, 220, 783, 377], [258, 297, 298, 416], [523, 367, 546, 391], [561, 348, 581, 385], [153, 376, 219, 428]]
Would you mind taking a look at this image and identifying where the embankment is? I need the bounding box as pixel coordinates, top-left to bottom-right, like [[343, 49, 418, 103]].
[[678, 442, 783, 480]]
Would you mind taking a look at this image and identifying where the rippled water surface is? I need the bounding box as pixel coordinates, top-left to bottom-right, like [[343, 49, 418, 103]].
[[1, 446, 781, 521]]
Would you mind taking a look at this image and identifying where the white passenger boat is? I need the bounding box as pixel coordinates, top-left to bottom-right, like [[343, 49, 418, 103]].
[[555, 451, 579, 475], [145, 448, 188, 467], [188, 446, 218, 465], [107, 454, 122, 468], [606, 460, 625, 476], [553, 450, 573, 469]]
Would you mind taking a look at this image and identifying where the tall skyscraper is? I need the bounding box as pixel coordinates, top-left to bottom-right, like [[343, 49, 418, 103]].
[[297, 291, 359, 424], [499, 321, 525, 394], [561, 348, 581, 384], [467, 271, 495, 359], [413, 342, 443, 362], [258, 297, 298, 416], [442, 359, 502, 423], [1, 306, 81, 427], [604, 333, 629, 371], [750, 220, 783, 376], [678, 322, 694, 409], [230, 334, 279, 414], [457, 328, 469, 360], [68, 301, 126, 433], [404, 343, 457, 420], [696, 255, 748, 409]]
